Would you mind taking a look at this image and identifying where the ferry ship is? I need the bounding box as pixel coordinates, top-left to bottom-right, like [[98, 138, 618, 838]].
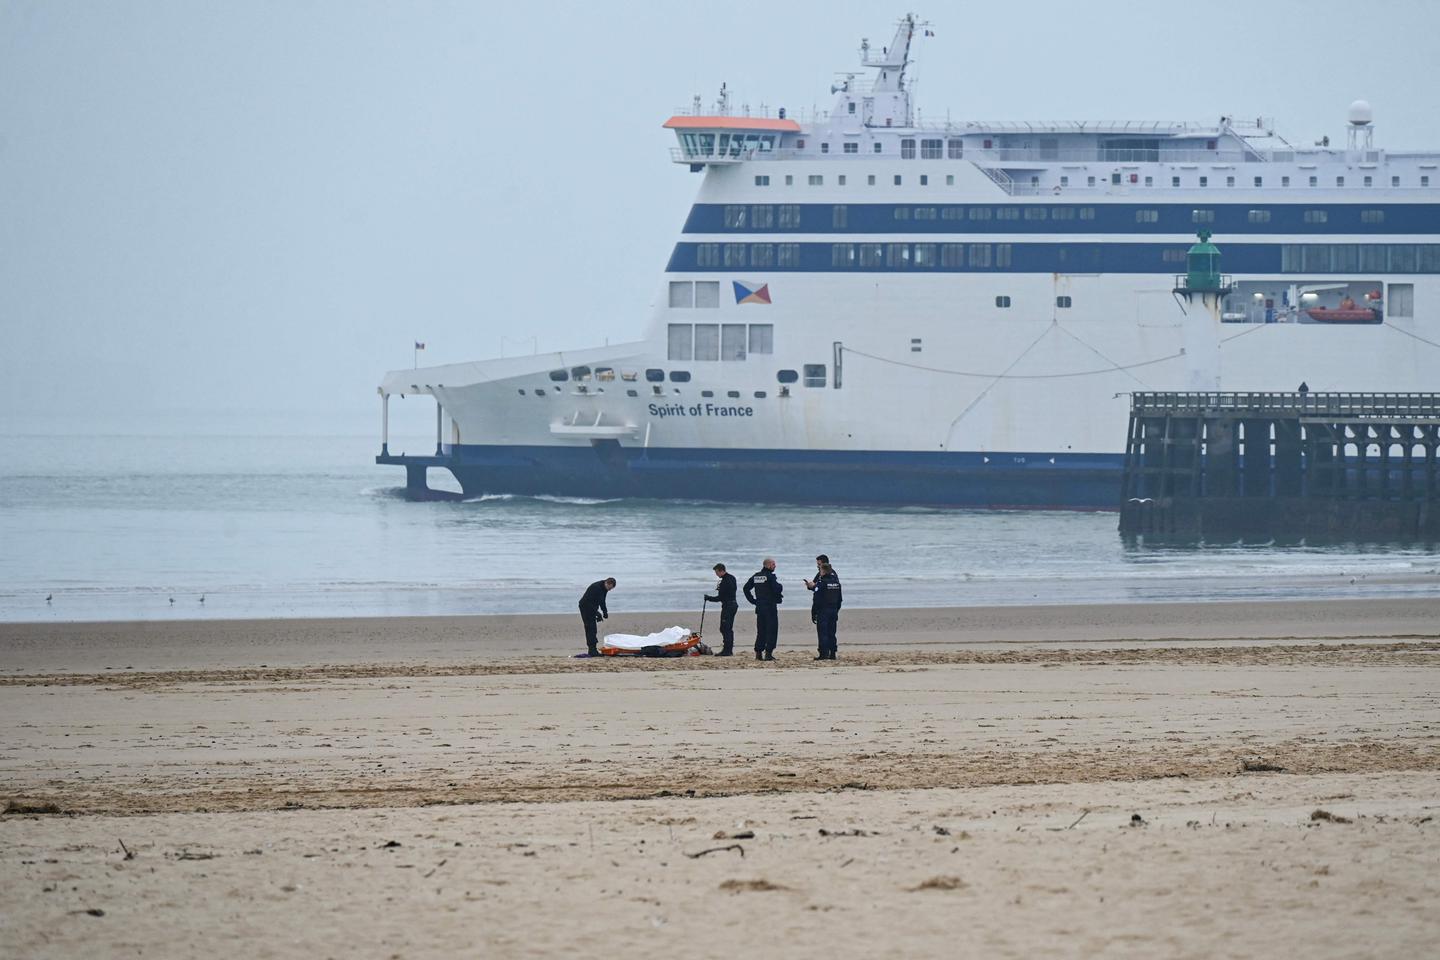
[[377, 14, 1440, 508]]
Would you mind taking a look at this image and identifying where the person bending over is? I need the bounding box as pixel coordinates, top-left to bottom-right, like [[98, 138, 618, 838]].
[[578, 577, 616, 656]]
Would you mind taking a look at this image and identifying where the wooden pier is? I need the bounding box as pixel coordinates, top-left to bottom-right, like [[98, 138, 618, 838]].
[[1119, 392, 1440, 541]]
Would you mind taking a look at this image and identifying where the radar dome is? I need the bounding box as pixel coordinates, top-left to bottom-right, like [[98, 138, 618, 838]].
[[1348, 99, 1373, 126]]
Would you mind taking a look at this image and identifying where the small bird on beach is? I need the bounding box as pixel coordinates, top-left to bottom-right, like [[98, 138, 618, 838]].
[[45, 594, 52, 603], [199, 595, 206, 604]]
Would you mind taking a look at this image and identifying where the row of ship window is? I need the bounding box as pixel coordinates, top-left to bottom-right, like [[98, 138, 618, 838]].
[[722, 203, 1397, 229], [682, 242, 1440, 271], [665, 323, 774, 360], [1279, 244, 1440, 273], [752, 173, 1432, 189], [524, 365, 829, 398]]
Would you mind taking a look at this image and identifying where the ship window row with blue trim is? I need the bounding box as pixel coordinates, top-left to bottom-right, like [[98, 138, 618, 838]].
[[698, 203, 1436, 233], [670, 241, 1440, 273], [1280, 244, 1440, 273]]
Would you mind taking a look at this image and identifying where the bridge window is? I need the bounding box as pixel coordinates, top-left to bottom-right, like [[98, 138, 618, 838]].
[[694, 324, 719, 361], [913, 243, 937, 268], [750, 244, 774, 267], [778, 243, 800, 267], [1303, 210, 1328, 224], [859, 243, 883, 267], [1162, 249, 1186, 263], [751, 205, 774, 227], [1136, 209, 1159, 223], [724, 205, 747, 228], [914, 207, 936, 220], [996, 207, 1020, 220], [942, 206, 963, 220], [669, 281, 694, 308], [667, 326, 692, 361], [893, 206, 911, 221], [831, 243, 855, 267], [969, 207, 992, 221], [886, 243, 910, 268], [921, 139, 942, 159], [748, 324, 774, 355], [1025, 207, 1047, 220], [695, 281, 720, 308], [723, 244, 746, 267], [833, 205, 848, 228], [1078, 207, 1095, 220], [970, 244, 992, 268], [1361, 209, 1385, 224], [778, 204, 801, 228], [947, 139, 963, 159], [1248, 209, 1271, 223], [940, 244, 965, 267], [697, 244, 720, 266], [996, 244, 1013, 268], [803, 364, 827, 387], [901, 138, 916, 159], [1051, 207, 1075, 220], [1193, 209, 1215, 223]]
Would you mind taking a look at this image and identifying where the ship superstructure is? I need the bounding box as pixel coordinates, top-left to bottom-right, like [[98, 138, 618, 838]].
[[378, 14, 1440, 508]]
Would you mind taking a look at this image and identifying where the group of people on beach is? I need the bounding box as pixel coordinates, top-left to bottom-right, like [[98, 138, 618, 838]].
[[577, 554, 844, 661]]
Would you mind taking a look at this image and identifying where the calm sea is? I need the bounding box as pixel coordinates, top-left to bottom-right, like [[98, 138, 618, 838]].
[[2, 432, 1436, 623]]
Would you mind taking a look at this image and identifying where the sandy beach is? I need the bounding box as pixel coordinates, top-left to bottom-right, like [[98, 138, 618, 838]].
[[3, 598, 1438, 957]]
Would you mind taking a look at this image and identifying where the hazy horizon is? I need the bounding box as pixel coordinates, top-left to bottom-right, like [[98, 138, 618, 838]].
[[4, 0, 1438, 439]]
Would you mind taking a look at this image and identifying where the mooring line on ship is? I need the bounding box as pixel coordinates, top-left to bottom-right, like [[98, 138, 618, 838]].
[[1382, 321, 1440, 354], [841, 343, 1188, 379]]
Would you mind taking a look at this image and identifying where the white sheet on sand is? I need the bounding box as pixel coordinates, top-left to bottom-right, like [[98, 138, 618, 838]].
[[600, 626, 692, 650]]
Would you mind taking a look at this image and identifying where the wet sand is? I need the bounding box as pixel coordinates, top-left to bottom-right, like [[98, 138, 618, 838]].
[[3, 598, 1438, 957]]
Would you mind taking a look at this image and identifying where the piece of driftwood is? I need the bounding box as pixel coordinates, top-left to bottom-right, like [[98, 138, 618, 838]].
[[685, 844, 744, 859]]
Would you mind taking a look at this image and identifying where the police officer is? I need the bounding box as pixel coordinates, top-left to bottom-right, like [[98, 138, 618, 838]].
[[578, 577, 616, 656], [743, 558, 783, 661], [706, 563, 738, 657], [803, 554, 835, 593], [810, 561, 843, 660]]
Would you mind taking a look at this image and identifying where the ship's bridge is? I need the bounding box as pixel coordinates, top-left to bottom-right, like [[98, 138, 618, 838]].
[[664, 115, 800, 170]]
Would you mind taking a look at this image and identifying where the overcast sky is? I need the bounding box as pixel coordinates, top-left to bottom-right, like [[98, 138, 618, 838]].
[[2, 0, 1437, 436]]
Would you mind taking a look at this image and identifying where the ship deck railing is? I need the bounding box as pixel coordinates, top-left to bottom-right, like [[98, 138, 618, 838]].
[[1130, 391, 1440, 421]]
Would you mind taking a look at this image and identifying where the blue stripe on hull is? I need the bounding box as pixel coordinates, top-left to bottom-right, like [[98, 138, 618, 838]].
[[439, 444, 1124, 509]]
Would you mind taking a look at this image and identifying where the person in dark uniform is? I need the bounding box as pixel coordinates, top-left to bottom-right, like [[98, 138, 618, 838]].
[[706, 563, 738, 656], [578, 577, 616, 656], [803, 554, 835, 593], [810, 561, 843, 660], [743, 558, 783, 661]]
